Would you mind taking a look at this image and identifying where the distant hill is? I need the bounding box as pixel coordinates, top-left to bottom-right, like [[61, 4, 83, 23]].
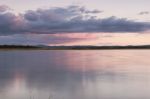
[[1, 45, 150, 50]]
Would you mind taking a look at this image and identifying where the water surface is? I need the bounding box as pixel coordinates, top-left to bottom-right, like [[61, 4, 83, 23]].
[[0, 50, 150, 99]]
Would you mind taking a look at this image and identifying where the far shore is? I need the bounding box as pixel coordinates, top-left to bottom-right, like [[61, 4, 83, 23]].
[[1, 45, 150, 50]]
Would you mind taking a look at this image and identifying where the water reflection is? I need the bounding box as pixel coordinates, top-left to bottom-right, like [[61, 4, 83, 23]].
[[0, 50, 150, 99]]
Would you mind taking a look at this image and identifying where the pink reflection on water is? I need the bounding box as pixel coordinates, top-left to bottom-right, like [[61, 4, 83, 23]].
[[58, 50, 150, 74], [3, 72, 28, 99]]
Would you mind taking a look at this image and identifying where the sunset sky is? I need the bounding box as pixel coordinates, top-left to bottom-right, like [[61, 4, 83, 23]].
[[0, 0, 150, 45]]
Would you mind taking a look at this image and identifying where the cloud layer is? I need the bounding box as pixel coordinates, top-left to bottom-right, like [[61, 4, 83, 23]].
[[0, 5, 150, 36], [0, 33, 98, 45], [138, 11, 149, 15]]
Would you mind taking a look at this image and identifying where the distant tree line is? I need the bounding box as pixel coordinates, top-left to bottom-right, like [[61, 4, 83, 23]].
[[1, 45, 150, 50]]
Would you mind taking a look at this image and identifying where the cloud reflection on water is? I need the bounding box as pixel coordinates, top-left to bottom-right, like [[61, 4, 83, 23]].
[[0, 50, 150, 99]]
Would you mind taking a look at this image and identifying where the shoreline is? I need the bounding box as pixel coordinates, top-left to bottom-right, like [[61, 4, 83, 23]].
[[1, 45, 150, 50]]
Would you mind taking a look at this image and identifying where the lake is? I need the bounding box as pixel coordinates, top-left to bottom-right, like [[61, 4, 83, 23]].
[[0, 50, 150, 99]]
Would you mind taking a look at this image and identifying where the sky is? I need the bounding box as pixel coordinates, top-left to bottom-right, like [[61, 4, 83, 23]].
[[0, 0, 150, 45]]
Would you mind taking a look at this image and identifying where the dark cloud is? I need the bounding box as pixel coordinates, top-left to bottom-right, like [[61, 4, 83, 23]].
[[0, 5, 150, 36], [138, 11, 149, 15]]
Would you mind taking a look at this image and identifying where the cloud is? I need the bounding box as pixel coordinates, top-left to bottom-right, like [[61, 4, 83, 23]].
[[79, 6, 103, 14], [0, 5, 150, 36], [0, 33, 97, 45], [138, 11, 149, 15], [0, 5, 10, 12]]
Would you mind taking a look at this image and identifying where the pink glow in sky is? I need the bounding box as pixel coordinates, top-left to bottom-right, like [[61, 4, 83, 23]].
[[57, 33, 150, 46]]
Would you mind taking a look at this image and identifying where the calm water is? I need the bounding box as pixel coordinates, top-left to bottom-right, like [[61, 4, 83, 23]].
[[0, 50, 150, 99]]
